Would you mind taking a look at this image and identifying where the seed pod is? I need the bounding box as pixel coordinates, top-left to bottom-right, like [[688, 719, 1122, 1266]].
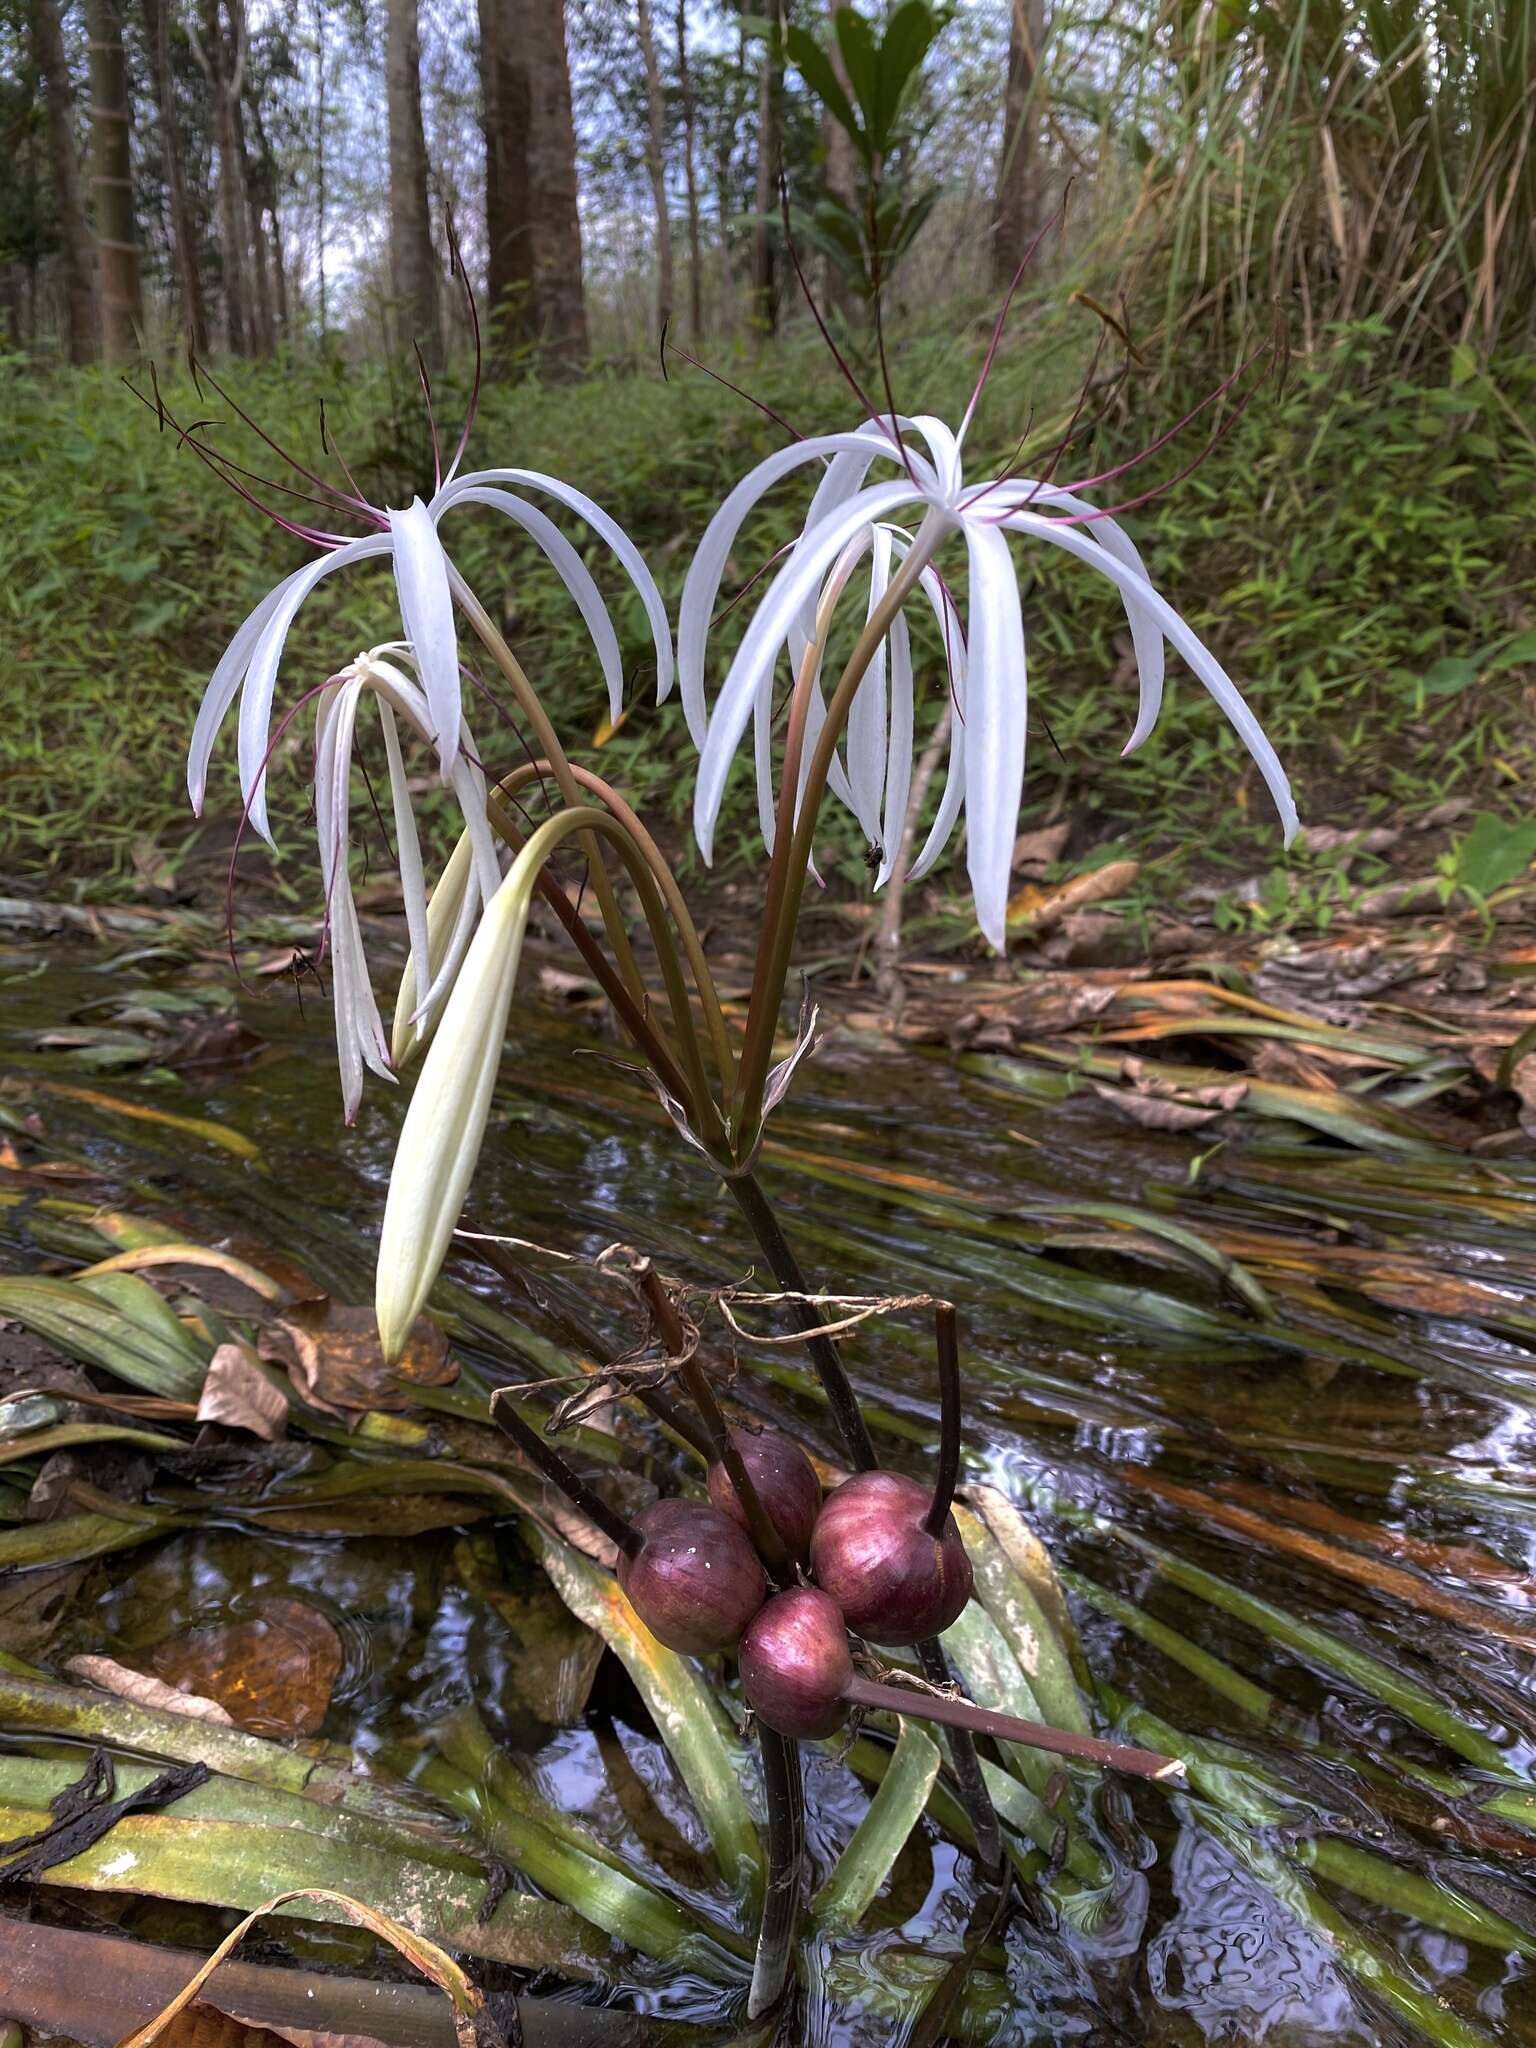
[[739, 1586, 854, 1740], [707, 1427, 822, 1566], [618, 1498, 767, 1656], [810, 1470, 972, 1646]]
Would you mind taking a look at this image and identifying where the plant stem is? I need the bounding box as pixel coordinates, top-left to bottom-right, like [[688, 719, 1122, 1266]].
[[489, 1389, 641, 1560], [914, 1637, 1003, 1878], [841, 1675, 1182, 1782], [923, 1301, 962, 1538], [747, 1726, 804, 2020], [635, 1261, 794, 1587], [468, 1238, 714, 1460], [492, 761, 735, 1101], [727, 1170, 878, 1473]]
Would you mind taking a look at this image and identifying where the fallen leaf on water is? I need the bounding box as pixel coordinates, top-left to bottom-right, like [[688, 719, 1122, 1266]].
[[258, 1301, 455, 1421], [1089, 1067, 1248, 1131], [196, 1344, 289, 1442], [0, 1560, 90, 1655], [65, 1654, 235, 1725], [145, 1599, 343, 1738], [247, 1497, 490, 1537]]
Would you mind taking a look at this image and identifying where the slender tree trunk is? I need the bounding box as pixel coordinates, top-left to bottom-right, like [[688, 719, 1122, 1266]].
[[674, 0, 703, 337], [84, 0, 142, 356], [820, 2, 859, 320], [478, 0, 535, 363], [750, 6, 783, 335], [201, 0, 250, 352], [227, 0, 274, 360], [521, 0, 586, 377], [385, 0, 439, 365], [313, 0, 327, 333], [140, 0, 208, 352], [31, 0, 99, 362], [992, 0, 1047, 290], [635, 0, 672, 343]]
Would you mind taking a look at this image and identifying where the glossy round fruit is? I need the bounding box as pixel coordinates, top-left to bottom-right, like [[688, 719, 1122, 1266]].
[[706, 1427, 822, 1565], [738, 1586, 854, 1739], [810, 1470, 973, 1646], [617, 1498, 767, 1655]]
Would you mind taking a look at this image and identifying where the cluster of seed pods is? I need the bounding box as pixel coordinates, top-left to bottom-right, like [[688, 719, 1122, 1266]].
[[491, 1290, 1178, 1782]]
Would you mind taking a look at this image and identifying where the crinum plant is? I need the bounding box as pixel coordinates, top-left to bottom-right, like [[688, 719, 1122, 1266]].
[[177, 242, 1292, 2019]]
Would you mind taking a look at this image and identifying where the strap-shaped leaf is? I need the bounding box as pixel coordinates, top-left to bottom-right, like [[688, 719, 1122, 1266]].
[[538, 1534, 763, 1901], [812, 1718, 938, 1929]]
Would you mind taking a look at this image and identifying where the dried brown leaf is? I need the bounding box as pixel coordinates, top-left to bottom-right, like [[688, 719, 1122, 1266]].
[[258, 1302, 455, 1421], [197, 1345, 288, 1442], [66, 1654, 235, 1725], [144, 1598, 343, 1739]]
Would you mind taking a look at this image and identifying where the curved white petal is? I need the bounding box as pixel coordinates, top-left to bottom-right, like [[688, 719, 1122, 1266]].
[[377, 700, 431, 1020], [390, 500, 461, 775], [438, 485, 626, 726], [676, 432, 929, 748], [188, 577, 291, 816], [845, 526, 891, 845], [986, 481, 1164, 752], [434, 468, 673, 705], [235, 535, 393, 843], [963, 522, 1028, 951], [876, 607, 914, 889], [1001, 508, 1298, 842], [693, 480, 919, 863]]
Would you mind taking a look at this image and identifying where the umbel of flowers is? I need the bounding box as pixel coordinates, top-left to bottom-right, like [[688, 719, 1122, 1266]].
[[178, 250, 1288, 2011]]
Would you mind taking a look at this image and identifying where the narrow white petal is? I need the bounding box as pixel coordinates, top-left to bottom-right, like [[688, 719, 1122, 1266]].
[[845, 527, 892, 845], [753, 677, 778, 854], [1002, 508, 1298, 841], [435, 485, 626, 725], [188, 578, 290, 816], [989, 481, 1164, 752], [876, 609, 914, 889], [392, 826, 478, 1063], [693, 481, 919, 863], [963, 522, 1028, 950], [378, 701, 431, 1020], [435, 468, 673, 704], [235, 535, 392, 843], [906, 564, 969, 882], [676, 432, 924, 748], [390, 500, 461, 775]]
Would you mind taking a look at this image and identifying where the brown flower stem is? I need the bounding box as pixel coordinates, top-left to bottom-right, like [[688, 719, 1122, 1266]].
[[842, 1675, 1185, 1782], [923, 1301, 962, 1539], [634, 1260, 794, 1588], [727, 1171, 878, 1474], [489, 1388, 641, 1560]]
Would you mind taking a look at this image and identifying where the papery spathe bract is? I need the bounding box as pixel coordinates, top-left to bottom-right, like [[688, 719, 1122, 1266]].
[[374, 807, 608, 1361], [675, 414, 1298, 949]]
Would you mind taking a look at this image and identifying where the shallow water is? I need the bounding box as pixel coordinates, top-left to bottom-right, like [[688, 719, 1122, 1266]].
[[3, 939, 1535, 2044]]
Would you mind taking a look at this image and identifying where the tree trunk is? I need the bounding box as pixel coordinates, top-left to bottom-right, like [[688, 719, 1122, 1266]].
[[314, 0, 328, 332], [635, 0, 672, 343], [227, 0, 273, 357], [750, 6, 782, 335], [201, 0, 250, 352], [674, 0, 703, 337], [31, 0, 99, 363], [992, 0, 1047, 290], [820, 2, 859, 320], [140, 0, 208, 353], [84, 0, 142, 356], [385, 0, 439, 365], [522, 0, 586, 377], [478, 0, 535, 363]]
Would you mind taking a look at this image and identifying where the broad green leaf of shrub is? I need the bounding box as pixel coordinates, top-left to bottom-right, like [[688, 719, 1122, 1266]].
[[1451, 813, 1536, 898]]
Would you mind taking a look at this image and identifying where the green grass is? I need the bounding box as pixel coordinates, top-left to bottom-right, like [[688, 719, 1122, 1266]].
[[1, 316, 1533, 921]]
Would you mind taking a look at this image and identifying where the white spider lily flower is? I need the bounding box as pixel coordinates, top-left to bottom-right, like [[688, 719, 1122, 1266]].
[[675, 415, 1296, 948], [189, 472, 672, 846], [312, 648, 502, 1121]]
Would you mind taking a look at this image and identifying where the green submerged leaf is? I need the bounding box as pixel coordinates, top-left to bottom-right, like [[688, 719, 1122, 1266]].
[[812, 1719, 938, 1931]]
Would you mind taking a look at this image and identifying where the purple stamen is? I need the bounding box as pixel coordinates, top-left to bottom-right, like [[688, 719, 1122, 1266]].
[[958, 187, 1072, 447], [189, 354, 373, 514], [1054, 346, 1264, 500], [444, 214, 483, 483], [664, 331, 806, 444], [414, 342, 444, 496], [320, 400, 371, 508]]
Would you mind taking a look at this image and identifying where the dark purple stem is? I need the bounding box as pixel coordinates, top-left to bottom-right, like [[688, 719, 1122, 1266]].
[[489, 1389, 641, 1560]]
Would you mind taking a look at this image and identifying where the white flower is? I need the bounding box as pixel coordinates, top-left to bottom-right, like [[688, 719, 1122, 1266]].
[[673, 414, 1297, 948], [310, 648, 503, 1121], [188, 470, 673, 846]]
